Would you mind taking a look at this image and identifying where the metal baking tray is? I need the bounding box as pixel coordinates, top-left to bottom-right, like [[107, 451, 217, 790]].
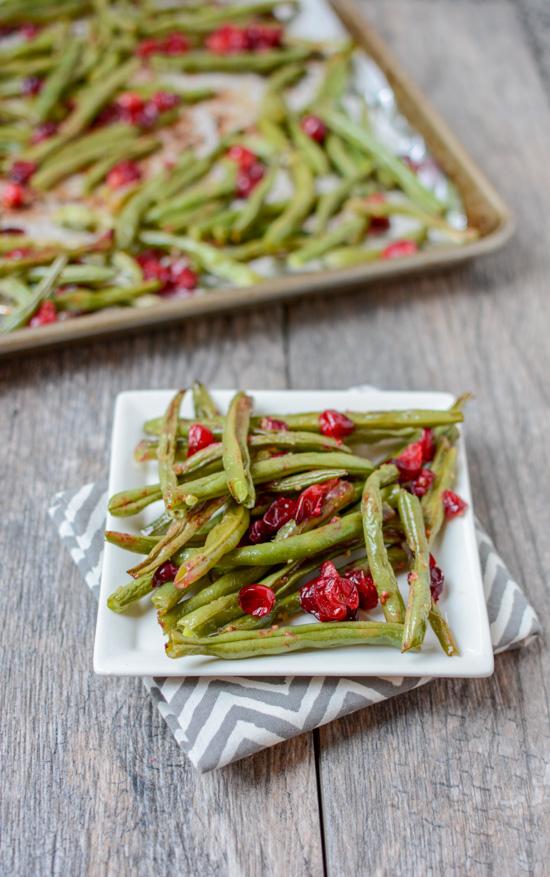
[[0, 0, 513, 358]]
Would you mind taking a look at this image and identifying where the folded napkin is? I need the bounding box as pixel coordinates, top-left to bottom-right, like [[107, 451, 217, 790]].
[[49, 479, 540, 772]]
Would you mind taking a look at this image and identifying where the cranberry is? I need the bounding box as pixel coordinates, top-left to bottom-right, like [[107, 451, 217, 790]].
[[187, 422, 216, 457], [135, 102, 160, 129], [259, 417, 288, 431], [162, 32, 191, 55], [29, 300, 57, 328], [238, 584, 276, 617], [409, 467, 434, 497], [419, 428, 435, 462], [300, 114, 327, 143], [31, 121, 58, 143], [106, 159, 142, 189], [246, 23, 283, 50], [429, 553, 445, 602], [206, 24, 250, 54], [151, 91, 180, 112], [300, 560, 359, 622], [152, 560, 179, 588], [137, 249, 171, 288], [137, 37, 159, 58], [236, 161, 265, 198], [0, 227, 25, 235], [2, 182, 26, 209], [382, 239, 418, 259], [4, 247, 33, 259], [227, 145, 258, 170], [295, 478, 339, 524], [22, 75, 43, 96], [394, 441, 424, 481], [442, 490, 468, 520], [170, 262, 198, 291], [21, 23, 39, 40], [345, 568, 378, 610], [319, 409, 355, 439], [262, 497, 298, 531], [365, 193, 391, 232], [9, 161, 36, 184], [115, 91, 146, 125], [248, 519, 270, 544]]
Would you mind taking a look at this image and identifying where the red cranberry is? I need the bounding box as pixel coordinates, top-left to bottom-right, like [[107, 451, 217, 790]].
[[152, 560, 179, 588], [4, 247, 33, 259], [394, 441, 424, 481], [429, 553, 445, 602], [31, 121, 58, 143], [365, 193, 391, 232], [236, 161, 265, 198], [300, 560, 359, 622], [262, 496, 298, 532], [300, 114, 327, 143], [248, 519, 270, 544], [246, 23, 282, 50], [295, 478, 339, 524], [115, 91, 146, 125], [238, 584, 276, 617], [21, 23, 39, 40], [187, 422, 216, 457], [319, 409, 355, 439], [409, 467, 434, 497], [2, 182, 26, 209], [0, 226, 25, 235], [29, 300, 57, 328], [9, 161, 36, 184], [345, 568, 378, 610], [382, 239, 418, 259], [170, 262, 198, 292], [137, 249, 171, 289], [151, 91, 180, 112], [442, 490, 468, 520], [162, 32, 191, 55], [136, 101, 160, 129], [227, 145, 258, 170], [137, 38, 160, 58], [259, 417, 288, 431], [206, 24, 250, 54], [106, 159, 142, 189], [22, 75, 43, 96], [419, 428, 435, 462]]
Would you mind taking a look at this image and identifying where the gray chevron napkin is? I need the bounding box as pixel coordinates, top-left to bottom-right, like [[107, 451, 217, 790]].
[[49, 482, 540, 771]]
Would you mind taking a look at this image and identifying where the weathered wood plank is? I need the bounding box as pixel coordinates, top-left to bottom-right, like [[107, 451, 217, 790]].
[[0, 311, 324, 877], [284, 1, 549, 874]]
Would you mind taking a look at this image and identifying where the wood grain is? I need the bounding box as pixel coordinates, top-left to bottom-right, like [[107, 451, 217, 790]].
[[1, 1, 549, 875], [288, 2, 550, 875]]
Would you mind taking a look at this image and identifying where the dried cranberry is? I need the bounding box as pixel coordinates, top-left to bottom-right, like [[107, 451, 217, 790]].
[[259, 417, 288, 431], [170, 262, 198, 292], [429, 553, 445, 602], [262, 496, 298, 532], [295, 478, 339, 524], [409, 467, 434, 497], [365, 193, 391, 232], [187, 422, 216, 457], [1, 182, 26, 209], [319, 409, 355, 439], [106, 159, 142, 189], [31, 121, 58, 143], [9, 161, 36, 184], [345, 568, 378, 610], [22, 75, 43, 96], [382, 239, 418, 259], [152, 560, 179, 588], [137, 37, 159, 58], [29, 299, 57, 328], [246, 23, 283, 49], [206, 24, 250, 54], [419, 428, 435, 462], [442, 490, 468, 520], [300, 560, 359, 622], [238, 584, 276, 617], [136, 102, 160, 129], [236, 161, 265, 198], [137, 249, 171, 289], [227, 145, 258, 170], [300, 114, 327, 143], [4, 247, 33, 260], [151, 91, 180, 112], [394, 441, 424, 481], [162, 32, 191, 55], [0, 227, 25, 235], [115, 91, 145, 125], [248, 519, 270, 544], [21, 23, 39, 40]]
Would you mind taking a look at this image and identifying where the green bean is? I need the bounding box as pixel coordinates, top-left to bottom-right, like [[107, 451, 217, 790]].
[[276, 479, 357, 540], [0, 26, 62, 62], [0, 277, 31, 307], [0, 255, 66, 334], [174, 501, 250, 588], [140, 231, 261, 286], [421, 438, 457, 545], [116, 173, 168, 249], [288, 215, 367, 268], [349, 196, 478, 244], [107, 571, 155, 613], [325, 231, 427, 268], [105, 530, 157, 555], [268, 468, 349, 492], [263, 153, 315, 245], [428, 603, 459, 657], [158, 390, 186, 514], [166, 201, 224, 235], [54, 280, 161, 312], [397, 489, 431, 652], [82, 135, 160, 194], [361, 464, 405, 624], [192, 381, 220, 419], [33, 38, 80, 123], [141, 0, 292, 35], [313, 173, 366, 234], [166, 620, 404, 659], [288, 115, 329, 176], [32, 128, 137, 190], [108, 483, 162, 518], [223, 391, 256, 508], [62, 58, 139, 140], [172, 445, 224, 475], [28, 264, 115, 285], [325, 133, 368, 178], [232, 165, 278, 241], [149, 164, 237, 224], [152, 46, 313, 75], [311, 49, 352, 107], [163, 567, 270, 629], [320, 108, 444, 215]]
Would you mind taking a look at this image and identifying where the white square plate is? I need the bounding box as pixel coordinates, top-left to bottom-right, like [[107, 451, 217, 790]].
[[94, 388, 493, 678]]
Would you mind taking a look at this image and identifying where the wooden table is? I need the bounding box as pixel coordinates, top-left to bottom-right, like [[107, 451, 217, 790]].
[[2, 1, 549, 874]]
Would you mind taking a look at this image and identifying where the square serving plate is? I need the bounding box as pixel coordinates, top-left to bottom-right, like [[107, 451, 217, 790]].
[[94, 388, 494, 678]]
